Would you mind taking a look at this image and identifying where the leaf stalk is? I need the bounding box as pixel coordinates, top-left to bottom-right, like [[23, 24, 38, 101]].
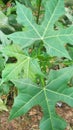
[[36, 0, 42, 24]]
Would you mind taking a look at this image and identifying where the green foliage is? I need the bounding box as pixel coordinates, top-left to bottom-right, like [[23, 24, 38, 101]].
[[9, 66, 73, 130], [0, 0, 73, 130], [2, 44, 43, 82], [8, 0, 73, 59], [0, 11, 15, 32], [0, 52, 5, 70]]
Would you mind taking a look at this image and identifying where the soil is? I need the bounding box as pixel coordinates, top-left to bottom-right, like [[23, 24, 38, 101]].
[[0, 104, 73, 130]]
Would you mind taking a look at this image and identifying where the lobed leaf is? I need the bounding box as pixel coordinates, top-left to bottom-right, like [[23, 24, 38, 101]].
[[7, 0, 73, 59], [2, 44, 43, 82], [9, 66, 73, 130]]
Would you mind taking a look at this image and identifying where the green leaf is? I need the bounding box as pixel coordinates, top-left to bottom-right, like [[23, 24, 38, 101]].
[[0, 54, 5, 72], [9, 66, 73, 130], [0, 98, 8, 111], [68, 45, 73, 60], [18, 0, 32, 7], [7, 0, 73, 59], [0, 79, 11, 95], [0, 11, 8, 28], [1, 44, 43, 82], [0, 31, 10, 46], [0, 11, 15, 31]]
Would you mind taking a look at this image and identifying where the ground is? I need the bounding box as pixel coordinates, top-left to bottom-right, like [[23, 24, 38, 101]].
[[0, 104, 73, 130]]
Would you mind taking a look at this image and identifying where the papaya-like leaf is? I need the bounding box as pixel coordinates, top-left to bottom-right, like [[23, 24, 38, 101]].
[[9, 66, 73, 130], [7, 0, 73, 59], [2, 44, 43, 82]]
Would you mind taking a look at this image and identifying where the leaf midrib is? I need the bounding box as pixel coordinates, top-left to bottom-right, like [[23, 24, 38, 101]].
[[42, 0, 60, 37], [10, 89, 43, 119], [43, 88, 54, 130], [46, 67, 73, 89], [3, 49, 27, 58], [9, 35, 40, 40], [44, 41, 69, 56], [44, 33, 73, 39], [3, 58, 29, 80], [12, 80, 39, 89], [19, 5, 42, 38], [46, 88, 73, 100]]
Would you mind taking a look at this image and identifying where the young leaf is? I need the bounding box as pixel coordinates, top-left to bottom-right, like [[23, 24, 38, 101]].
[[9, 66, 73, 130], [0, 98, 8, 111], [7, 0, 73, 59], [2, 44, 43, 82]]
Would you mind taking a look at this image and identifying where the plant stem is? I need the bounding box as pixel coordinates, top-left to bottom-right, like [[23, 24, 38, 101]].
[[36, 0, 42, 24], [40, 77, 45, 88]]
